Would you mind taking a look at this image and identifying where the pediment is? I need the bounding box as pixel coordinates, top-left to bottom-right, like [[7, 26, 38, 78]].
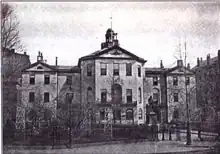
[[168, 67, 194, 75], [99, 48, 132, 58], [79, 45, 146, 65], [24, 62, 55, 72]]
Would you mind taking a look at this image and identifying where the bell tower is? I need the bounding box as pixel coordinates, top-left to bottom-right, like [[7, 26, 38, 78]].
[[101, 15, 119, 49], [101, 28, 119, 49]]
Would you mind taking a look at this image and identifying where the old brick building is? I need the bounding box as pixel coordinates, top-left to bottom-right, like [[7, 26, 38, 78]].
[[144, 59, 196, 124], [18, 28, 198, 128], [79, 28, 146, 125], [17, 52, 80, 129], [193, 50, 220, 125], [2, 48, 30, 125]]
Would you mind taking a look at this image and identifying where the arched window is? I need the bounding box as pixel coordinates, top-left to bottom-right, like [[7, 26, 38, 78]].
[[87, 87, 92, 103], [138, 108, 143, 119], [113, 109, 121, 121], [37, 66, 43, 69], [27, 109, 37, 122], [126, 109, 133, 120], [173, 108, 180, 119], [87, 64, 92, 76], [152, 88, 160, 104], [44, 109, 52, 121], [138, 87, 142, 104], [111, 84, 122, 104]]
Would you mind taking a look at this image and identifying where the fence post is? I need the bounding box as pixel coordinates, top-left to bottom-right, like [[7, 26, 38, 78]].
[[198, 122, 204, 141], [155, 124, 159, 141], [162, 124, 165, 141], [169, 125, 172, 141]]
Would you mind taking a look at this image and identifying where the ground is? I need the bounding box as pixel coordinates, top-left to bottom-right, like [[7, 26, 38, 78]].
[[3, 131, 220, 154]]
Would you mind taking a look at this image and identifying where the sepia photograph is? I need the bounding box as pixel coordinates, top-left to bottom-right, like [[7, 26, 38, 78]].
[[1, 1, 220, 154]]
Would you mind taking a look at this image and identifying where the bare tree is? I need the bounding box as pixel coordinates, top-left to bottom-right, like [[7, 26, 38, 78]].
[[167, 78, 197, 123], [166, 39, 197, 123], [2, 53, 30, 125], [2, 3, 30, 126], [56, 87, 97, 136], [16, 82, 57, 132], [1, 3, 24, 52], [167, 39, 198, 144]]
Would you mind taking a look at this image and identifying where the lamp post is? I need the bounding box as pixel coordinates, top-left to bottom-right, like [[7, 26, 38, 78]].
[[184, 40, 191, 145], [67, 92, 73, 148], [186, 95, 191, 145], [185, 68, 192, 145]]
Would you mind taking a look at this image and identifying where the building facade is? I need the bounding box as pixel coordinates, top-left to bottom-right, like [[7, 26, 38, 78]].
[[79, 29, 146, 125], [18, 28, 197, 128], [144, 60, 196, 124], [165, 61, 196, 123], [2, 48, 30, 125], [193, 50, 220, 125], [16, 52, 80, 129]]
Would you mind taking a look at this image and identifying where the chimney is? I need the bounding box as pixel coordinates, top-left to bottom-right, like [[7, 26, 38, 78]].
[[160, 60, 164, 68], [218, 50, 220, 69], [11, 49, 15, 53], [218, 50, 220, 61], [197, 58, 200, 67], [55, 57, 58, 66], [177, 60, 183, 67], [187, 63, 191, 69], [207, 54, 210, 65]]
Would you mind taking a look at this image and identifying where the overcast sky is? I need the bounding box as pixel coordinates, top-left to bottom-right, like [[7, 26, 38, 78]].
[[11, 2, 220, 67]]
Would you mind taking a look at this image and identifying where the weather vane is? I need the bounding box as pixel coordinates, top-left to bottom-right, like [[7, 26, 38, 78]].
[[110, 12, 113, 29]]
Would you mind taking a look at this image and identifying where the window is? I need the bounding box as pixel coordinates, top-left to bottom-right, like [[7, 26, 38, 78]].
[[186, 77, 190, 85], [173, 76, 178, 86], [87, 87, 92, 103], [66, 76, 72, 85], [113, 109, 121, 120], [153, 93, 159, 102], [44, 75, 50, 84], [173, 93, 178, 102], [138, 65, 141, 77], [126, 89, 132, 103], [113, 63, 119, 76], [44, 92, 50, 102], [100, 110, 105, 120], [37, 66, 43, 69], [29, 92, 35, 102], [173, 109, 179, 119], [138, 108, 143, 119], [66, 93, 73, 103], [100, 63, 107, 76], [126, 63, 132, 76], [87, 64, 92, 76], [138, 87, 142, 104], [111, 84, 122, 103], [101, 89, 107, 103], [126, 109, 133, 120], [153, 77, 158, 86], [29, 75, 35, 85]]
